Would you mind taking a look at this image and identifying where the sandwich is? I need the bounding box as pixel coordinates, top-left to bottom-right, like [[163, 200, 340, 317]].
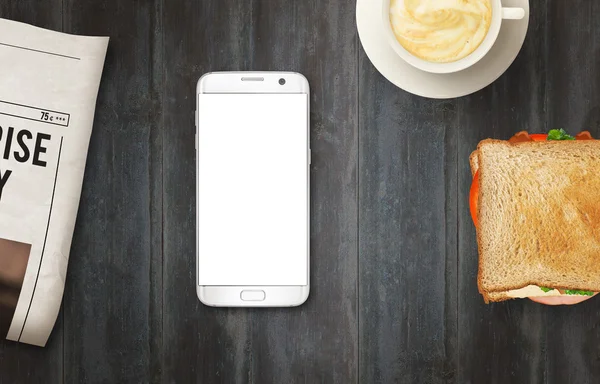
[[470, 129, 599, 305]]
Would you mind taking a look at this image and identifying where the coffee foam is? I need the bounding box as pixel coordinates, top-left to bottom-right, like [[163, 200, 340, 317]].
[[390, 0, 492, 63]]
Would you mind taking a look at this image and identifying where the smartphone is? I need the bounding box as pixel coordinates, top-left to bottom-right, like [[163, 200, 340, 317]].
[[196, 72, 310, 307]]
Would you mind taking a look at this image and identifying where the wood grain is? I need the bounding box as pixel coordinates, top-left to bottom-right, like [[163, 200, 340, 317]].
[[0, 2, 64, 384], [457, 2, 600, 383], [542, 2, 600, 383], [456, 2, 549, 382], [161, 2, 255, 382], [161, 0, 359, 382], [357, 61, 459, 382], [61, 0, 163, 382], [2, 1, 600, 383]]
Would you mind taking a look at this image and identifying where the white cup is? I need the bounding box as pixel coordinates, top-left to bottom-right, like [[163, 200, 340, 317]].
[[382, 0, 525, 74]]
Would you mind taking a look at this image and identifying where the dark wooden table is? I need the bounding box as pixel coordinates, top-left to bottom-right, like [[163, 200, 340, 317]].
[[1, 1, 600, 383]]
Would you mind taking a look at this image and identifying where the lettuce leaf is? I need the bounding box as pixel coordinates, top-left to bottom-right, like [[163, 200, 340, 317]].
[[564, 290, 594, 296], [547, 129, 575, 141]]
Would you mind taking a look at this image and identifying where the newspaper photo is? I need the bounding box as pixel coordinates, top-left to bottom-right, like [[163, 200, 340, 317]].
[[0, 19, 108, 346]]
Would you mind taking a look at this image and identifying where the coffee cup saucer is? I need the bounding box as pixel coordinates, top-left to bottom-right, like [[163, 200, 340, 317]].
[[357, 0, 530, 99]]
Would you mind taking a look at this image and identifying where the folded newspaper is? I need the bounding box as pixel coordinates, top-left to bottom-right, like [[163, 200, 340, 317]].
[[0, 19, 108, 346]]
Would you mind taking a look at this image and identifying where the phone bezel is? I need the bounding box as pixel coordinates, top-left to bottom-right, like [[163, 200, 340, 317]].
[[195, 71, 310, 307]]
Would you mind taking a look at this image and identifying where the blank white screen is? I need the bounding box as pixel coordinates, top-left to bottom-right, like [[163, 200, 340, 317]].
[[198, 93, 308, 286]]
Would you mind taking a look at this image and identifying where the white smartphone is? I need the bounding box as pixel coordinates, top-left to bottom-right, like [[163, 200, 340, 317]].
[[196, 72, 310, 307]]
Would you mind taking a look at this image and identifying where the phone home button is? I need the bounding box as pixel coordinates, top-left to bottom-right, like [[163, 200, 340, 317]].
[[241, 290, 266, 301]]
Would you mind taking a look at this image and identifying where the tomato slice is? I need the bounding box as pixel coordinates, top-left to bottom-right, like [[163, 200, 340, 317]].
[[528, 133, 548, 141], [469, 170, 479, 227]]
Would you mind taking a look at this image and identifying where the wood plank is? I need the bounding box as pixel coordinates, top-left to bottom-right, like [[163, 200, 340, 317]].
[[542, 2, 600, 383], [357, 62, 459, 381], [161, 0, 358, 382], [61, 1, 163, 382], [456, 83, 547, 383], [0, 0, 62, 30], [0, 324, 63, 384], [0, 2, 64, 383], [457, 2, 577, 383]]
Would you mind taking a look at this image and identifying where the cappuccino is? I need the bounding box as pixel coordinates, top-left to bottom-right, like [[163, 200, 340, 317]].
[[389, 0, 492, 63]]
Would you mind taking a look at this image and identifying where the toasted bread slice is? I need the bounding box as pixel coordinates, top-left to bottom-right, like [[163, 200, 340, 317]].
[[476, 139, 600, 297], [471, 149, 595, 302], [472, 150, 567, 302], [469, 150, 479, 177]]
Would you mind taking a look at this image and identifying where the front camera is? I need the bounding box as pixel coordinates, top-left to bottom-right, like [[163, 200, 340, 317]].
[[279, 78, 286, 85]]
